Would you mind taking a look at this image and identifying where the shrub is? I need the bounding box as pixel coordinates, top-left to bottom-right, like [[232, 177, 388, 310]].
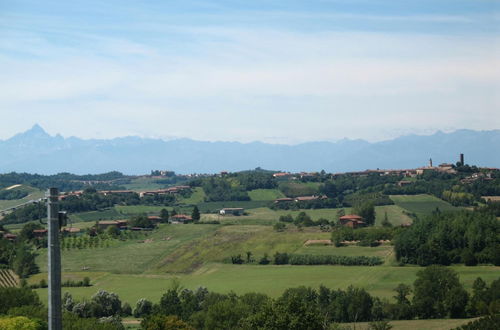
[[133, 298, 153, 318]]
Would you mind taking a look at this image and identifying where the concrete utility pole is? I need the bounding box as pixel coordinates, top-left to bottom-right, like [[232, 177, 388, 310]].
[[47, 188, 62, 330]]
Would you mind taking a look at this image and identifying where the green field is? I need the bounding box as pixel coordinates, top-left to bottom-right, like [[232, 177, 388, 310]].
[[204, 205, 412, 227], [36, 224, 219, 274], [278, 181, 322, 197], [390, 194, 459, 218], [179, 187, 206, 204], [69, 208, 124, 222], [248, 188, 285, 201], [32, 264, 499, 306]]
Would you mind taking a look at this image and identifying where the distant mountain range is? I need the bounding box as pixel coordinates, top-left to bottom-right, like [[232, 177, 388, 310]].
[[1, 125, 499, 175]]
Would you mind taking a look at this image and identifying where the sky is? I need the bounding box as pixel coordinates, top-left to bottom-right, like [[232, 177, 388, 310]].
[[0, 0, 499, 144]]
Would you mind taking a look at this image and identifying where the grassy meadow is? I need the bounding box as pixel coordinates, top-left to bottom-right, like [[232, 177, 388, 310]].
[[248, 188, 285, 201], [31, 264, 500, 306]]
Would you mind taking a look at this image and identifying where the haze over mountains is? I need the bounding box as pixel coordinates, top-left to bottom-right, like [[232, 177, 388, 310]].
[[1, 125, 499, 175]]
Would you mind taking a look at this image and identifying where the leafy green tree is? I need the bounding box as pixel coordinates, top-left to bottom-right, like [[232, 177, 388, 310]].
[[90, 290, 122, 317], [381, 211, 392, 227], [107, 226, 121, 238], [120, 303, 132, 317], [258, 254, 270, 265], [0, 287, 41, 315], [141, 315, 194, 330], [12, 244, 39, 278], [412, 266, 468, 319], [203, 299, 249, 330], [0, 316, 43, 330], [353, 202, 375, 226], [191, 206, 200, 222], [273, 222, 286, 232], [133, 298, 153, 318], [159, 289, 182, 316], [245, 251, 253, 263], [160, 209, 169, 223]]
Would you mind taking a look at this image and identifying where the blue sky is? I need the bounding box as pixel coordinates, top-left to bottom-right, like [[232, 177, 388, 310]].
[[0, 0, 499, 143]]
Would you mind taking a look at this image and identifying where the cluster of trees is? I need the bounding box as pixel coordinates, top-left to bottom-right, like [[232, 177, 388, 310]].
[[477, 201, 500, 217], [0, 237, 39, 278], [0, 189, 29, 200], [278, 212, 330, 227], [0, 287, 124, 329], [1, 203, 46, 225], [198, 177, 250, 202], [190, 170, 277, 202], [331, 227, 397, 247], [394, 210, 500, 266], [285, 253, 383, 266], [230, 251, 382, 266], [442, 188, 476, 206]]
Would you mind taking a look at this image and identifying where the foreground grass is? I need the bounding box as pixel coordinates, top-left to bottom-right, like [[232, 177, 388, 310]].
[[33, 264, 499, 306]]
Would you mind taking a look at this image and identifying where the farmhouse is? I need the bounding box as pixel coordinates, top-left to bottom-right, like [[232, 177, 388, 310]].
[[139, 186, 191, 197], [274, 197, 293, 203], [147, 215, 162, 223], [482, 196, 500, 203], [397, 180, 412, 187], [219, 208, 244, 216], [33, 229, 48, 238], [3, 233, 17, 241], [97, 220, 128, 230], [170, 214, 193, 223], [99, 190, 136, 197], [294, 195, 320, 202], [339, 215, 365, 228], [61, 227, 81, 234], [273, 172, 292, 179]]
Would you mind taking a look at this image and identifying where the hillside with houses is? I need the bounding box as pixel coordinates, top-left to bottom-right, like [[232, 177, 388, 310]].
[[1, 158, 499, 329]]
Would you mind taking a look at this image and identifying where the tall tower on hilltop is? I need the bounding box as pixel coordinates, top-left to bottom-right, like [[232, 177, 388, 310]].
[[460, 153, 464, 166], [429, 158, 433, 167]]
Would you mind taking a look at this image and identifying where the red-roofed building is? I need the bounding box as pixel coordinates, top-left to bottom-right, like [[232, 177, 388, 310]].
[[148, 216, 162, 223], [3, 233, 17, 241], [170, 214, 193, 223], [274, 198, 293, 203], [33, 229, 48, 238], [339, 215, 365, 228]]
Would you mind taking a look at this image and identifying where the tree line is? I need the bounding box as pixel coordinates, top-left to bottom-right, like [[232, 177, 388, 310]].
[[394, 210, 500, 266]]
